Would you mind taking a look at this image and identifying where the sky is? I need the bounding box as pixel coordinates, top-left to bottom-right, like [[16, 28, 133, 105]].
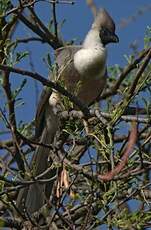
[[1, 0, 151, 131]]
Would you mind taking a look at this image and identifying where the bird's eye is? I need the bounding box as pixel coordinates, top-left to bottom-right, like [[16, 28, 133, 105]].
[[100, 27, 109, 37], [99, 26, 119, 45]]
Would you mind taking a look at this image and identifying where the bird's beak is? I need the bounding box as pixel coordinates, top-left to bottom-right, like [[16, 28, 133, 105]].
[[111, 33, 119, 43]]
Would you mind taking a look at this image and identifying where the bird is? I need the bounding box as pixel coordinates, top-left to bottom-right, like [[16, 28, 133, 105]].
[[17, 8, 119, 215]]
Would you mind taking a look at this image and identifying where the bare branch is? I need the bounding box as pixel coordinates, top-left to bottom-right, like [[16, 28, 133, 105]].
[[0, 64, 90, 116]]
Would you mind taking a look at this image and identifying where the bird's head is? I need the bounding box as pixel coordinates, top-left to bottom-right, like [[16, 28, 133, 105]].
[[92, 8, 119, 46]]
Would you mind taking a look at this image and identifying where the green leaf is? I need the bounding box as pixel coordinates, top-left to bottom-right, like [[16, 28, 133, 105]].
[[15, 51, 29, 64], [144, 26, 151, 48], [13, 79, 27, 99]]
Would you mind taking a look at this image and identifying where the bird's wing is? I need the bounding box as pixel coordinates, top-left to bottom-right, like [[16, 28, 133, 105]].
[[35, 45, 82, 139], [55, 45, 82, 92]]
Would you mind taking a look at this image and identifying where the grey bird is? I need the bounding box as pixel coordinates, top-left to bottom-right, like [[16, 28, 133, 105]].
[[17, 8, 119, 214]]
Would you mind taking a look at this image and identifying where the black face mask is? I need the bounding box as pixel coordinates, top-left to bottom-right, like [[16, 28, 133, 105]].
[[99, 27, 119, 45]]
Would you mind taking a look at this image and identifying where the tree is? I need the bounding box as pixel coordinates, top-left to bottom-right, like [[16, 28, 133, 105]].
[[0, 0, 151, 229]]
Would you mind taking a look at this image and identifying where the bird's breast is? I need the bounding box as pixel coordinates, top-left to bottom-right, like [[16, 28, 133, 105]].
[[73, 48, 107, 79]]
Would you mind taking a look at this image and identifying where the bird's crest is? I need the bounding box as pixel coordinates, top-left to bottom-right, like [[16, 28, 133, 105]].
[[92, 8, 116, 33]]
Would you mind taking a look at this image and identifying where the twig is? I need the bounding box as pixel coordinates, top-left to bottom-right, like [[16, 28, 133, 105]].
[[101, 48, 151, 99], [0, 175, 57, 196], [100, 181, 151, 224], [60, 109, 151, 124], [16, 37, 44, 43], [52, 0, 58, 38], [18, 131, 53, 149], [29, 7, 60, 46], [128, 49, 151, 97], [56, 123, 137, 184], [98, 123, 137, 181], [53, 0, 75, 3], [17, 12, 62, 49], [1, 73, 25, 172], [1, 0, 74, 18]]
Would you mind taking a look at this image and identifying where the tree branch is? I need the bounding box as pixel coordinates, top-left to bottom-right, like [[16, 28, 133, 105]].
[[0, 64, 90, 116]]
